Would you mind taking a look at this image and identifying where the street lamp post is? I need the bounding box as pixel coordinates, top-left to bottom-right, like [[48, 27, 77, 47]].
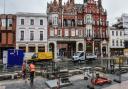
[[118, 56, 122, 83], [113, 56, 122, 83]]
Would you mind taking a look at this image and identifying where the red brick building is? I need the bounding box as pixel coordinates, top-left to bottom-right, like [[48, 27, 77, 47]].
[[47, 0, 108, 59], [0, 14, 16, 59]]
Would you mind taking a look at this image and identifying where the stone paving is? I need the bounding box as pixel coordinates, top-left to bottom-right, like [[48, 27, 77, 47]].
[[103, 80, 128, 89], [0, 77, 48, 89], [0, 74, 128, 89]]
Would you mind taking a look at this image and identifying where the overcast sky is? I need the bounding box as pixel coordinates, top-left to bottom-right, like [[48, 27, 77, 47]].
[[0, 0, 127, 25]]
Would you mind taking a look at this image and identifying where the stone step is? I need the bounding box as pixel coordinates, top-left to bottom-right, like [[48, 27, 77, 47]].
[[0, 73, 20, 81]]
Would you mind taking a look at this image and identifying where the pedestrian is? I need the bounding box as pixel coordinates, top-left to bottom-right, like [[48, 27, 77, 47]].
[[29, 61, 36, 86], [22, 60, 27, 82]]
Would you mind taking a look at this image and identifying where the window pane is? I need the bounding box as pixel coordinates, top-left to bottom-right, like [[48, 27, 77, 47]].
[[120, 31, 122, 36], [40, 31, 43, 40], [50, 30, 54, 36], [30, 19, 34, 25], [40, 20, 43, 25], [21, 19, 24, 25], [30, 31, 34, 40], [112, 31, 114, 36], [19, 47, 26, 52], [1, 19, 6, 27], [8, 19, 12, 27], [38, 47, 45, 52], [21, 31, 24, 40], [29, 47, 35, 52], [112, 40, 114, 46], [116, 31, 118, 36], [116, 40, 118, 46]]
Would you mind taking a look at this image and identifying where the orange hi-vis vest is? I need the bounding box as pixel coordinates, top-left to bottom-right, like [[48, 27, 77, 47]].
[[29, 64, 35, 72]]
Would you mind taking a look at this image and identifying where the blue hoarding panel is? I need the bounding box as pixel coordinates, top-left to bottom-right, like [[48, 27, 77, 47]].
[[7, 49, 24, 67]]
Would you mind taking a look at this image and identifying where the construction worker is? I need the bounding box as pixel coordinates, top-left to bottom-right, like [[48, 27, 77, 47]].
[[22, 60, 27, 80], [29, 62, 36, 86]]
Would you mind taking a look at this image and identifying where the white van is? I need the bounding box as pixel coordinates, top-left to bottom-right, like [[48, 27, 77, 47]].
[[72, 51, 85, 62], [72, 51, 97, 62]]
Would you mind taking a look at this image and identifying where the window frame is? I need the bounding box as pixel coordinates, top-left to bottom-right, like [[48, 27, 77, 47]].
[[30, 19, 34, 25], [20, 31, 24, 41], [30, 31, 34, 40], [40, 19, 43, 25], [40, 31, 43, 40], [21, 19, 24, 25]]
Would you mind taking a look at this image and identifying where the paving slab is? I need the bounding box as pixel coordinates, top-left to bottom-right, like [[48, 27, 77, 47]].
[[103, 80, 128, 89], [0, 86, 6, 89], [45, 79, 72, 89]]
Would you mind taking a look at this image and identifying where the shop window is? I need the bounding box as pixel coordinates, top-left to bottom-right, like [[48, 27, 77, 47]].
[[19, 47, 26, 52], [29, 47, 35, 52], [38, 47, 45, 52]]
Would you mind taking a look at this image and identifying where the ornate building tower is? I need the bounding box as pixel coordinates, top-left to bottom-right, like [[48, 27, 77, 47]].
[[83, 0, 108, 57], [47, 0, 108, 59]]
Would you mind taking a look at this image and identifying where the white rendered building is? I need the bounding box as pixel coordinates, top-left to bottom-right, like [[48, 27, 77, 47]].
[[109, 26, 124, 56], [16, 12, 48, 53]]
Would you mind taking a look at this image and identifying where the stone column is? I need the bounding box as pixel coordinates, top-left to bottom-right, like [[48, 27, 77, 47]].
[[45, 43, 48, 52], [82, 41, 84, 51], [93, 41, 94, 54], [76, 42, 78, 52], [108, 43, 110, 57], [62, 8, 64, 28], [106, 45, 108, 57], [35, 44, 38, 53], [26, 44, 28, 52], [54, 42, 57, 59], [84, 40, 86, 52], [16, 44, 19, 49], [101, 42, 103, 57]]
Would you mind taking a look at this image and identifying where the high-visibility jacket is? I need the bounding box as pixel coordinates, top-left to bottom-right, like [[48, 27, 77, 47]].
[[29, 63, 35, 72]]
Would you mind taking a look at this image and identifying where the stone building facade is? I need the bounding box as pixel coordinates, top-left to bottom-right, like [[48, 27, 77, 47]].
[[16, 12, 48, 53], [47, 0, 109, 59], [109, 26, 124, 56], [113, 14, 128, 56]]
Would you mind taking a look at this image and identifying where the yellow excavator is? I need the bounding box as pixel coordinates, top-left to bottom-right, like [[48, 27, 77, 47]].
[[28, 52, 53, 62]]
